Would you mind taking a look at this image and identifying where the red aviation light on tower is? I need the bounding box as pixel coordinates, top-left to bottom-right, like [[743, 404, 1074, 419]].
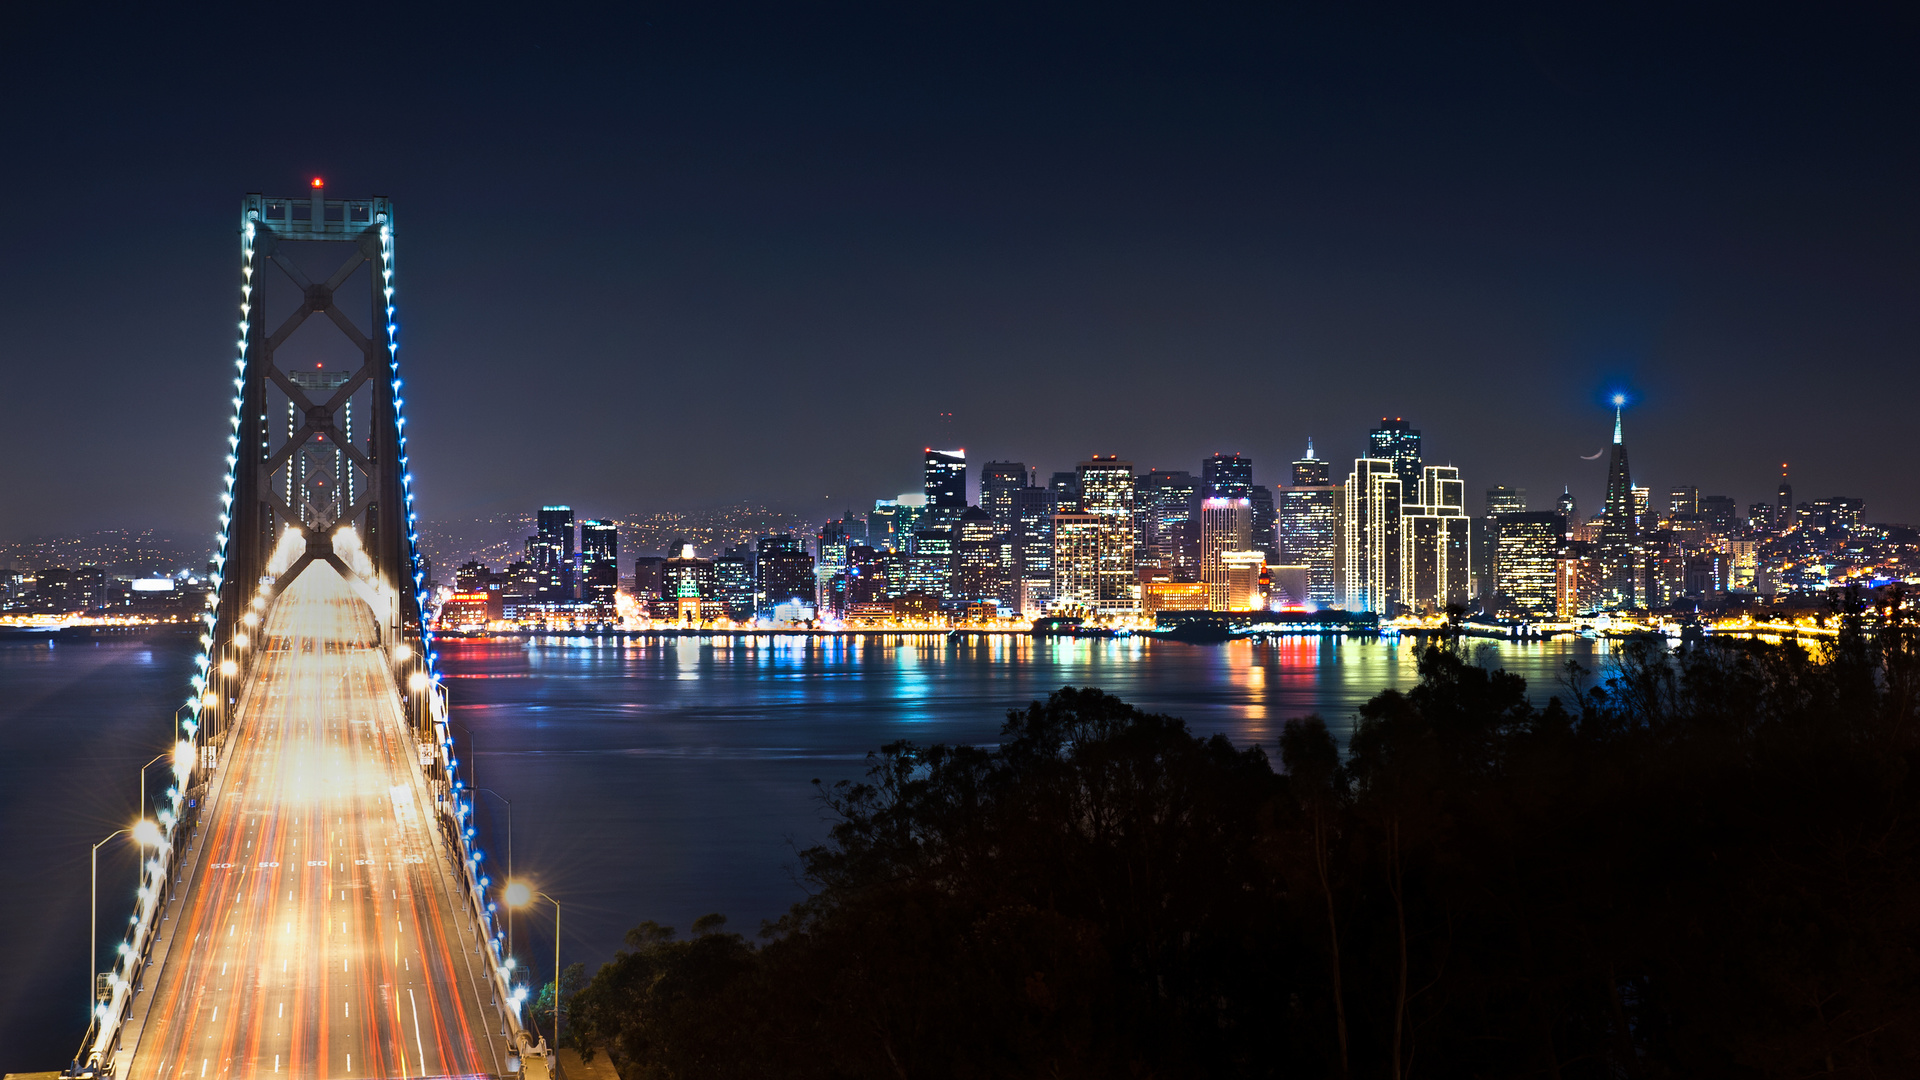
[[311, 177, 324, 189]]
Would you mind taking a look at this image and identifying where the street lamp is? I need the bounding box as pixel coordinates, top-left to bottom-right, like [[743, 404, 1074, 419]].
[[90, 822, 164, 1020], [137, 752, 168, 819], [504, 882, 560, 1049]]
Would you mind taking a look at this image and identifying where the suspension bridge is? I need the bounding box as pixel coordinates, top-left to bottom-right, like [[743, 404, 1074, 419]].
[[63, 187, 543, 1079]]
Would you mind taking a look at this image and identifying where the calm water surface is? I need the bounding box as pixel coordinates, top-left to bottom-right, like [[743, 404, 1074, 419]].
[[0, 631, 1612, 1067]]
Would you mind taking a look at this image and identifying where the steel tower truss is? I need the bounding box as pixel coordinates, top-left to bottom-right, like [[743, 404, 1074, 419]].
[[205, 187, 432, 737]]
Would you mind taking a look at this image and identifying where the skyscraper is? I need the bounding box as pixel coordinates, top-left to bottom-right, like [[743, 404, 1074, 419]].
[[1051, 512, 1137, 616], [1368, 418, 1423, 493], [1280, 441, 1338, 605], [526, 506, 576, 602], [1201, 453, 1253, 500], [979, 461, 1027, 528], [1199, 497, 1253, 610], [1291, 440, 1331, 486], [754, 535, 815, 617], [581, 519, 618, 608], [1249, 486, 1277, 562], [1555, 488, 1577, 525], [1495, 512, 1564, 616], [1135, 470, 1198, 573], [1402, 466, 1471, 613], [1011, 486, 1055, 582], [1340, 458, 1402, 612], [1048, 470, 1082, 509], [923, 448, 967, 530], [1596, 397, 1639, 606], [948, 506, 1010, 609], [1077, 457, 1134, 520]]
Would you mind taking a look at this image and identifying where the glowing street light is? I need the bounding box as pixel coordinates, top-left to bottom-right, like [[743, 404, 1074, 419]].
[[505, 882, 561, 1048]]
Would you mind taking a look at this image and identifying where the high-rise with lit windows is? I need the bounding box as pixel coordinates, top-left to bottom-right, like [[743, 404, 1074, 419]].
[[1199, 497, 1252, 610]]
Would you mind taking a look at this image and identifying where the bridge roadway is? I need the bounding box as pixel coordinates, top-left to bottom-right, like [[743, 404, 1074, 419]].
[[122, 569, 508, 1079]]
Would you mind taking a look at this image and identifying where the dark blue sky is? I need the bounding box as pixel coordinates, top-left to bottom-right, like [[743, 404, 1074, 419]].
[[2, 2, 1914, 538]]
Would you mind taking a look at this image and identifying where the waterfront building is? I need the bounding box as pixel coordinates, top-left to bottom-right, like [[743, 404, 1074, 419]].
[[664, 547, 716, 622], [1221, 549, 1265, 611], [907, 529, 954, 600], [1141, 580, 1209, 616], [1494, 512, 1563, 616], [713, 553, 754, 619], [754, 535, 815, 617], [1199, 497, 1253, 611], [1280, 441, 1338, 606], [581, 519, 618, 608], [1369, 418, 1423, 492], [1480, 486, 1526, 601], [949, 506, 1010, 609], [1403, 466, 1472, 613], [1052, 512, 1137, 616], [1339, 458, 1403, 613]]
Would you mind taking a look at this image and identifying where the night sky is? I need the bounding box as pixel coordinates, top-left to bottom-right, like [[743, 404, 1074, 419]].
[[2, 3, 1915, 542]]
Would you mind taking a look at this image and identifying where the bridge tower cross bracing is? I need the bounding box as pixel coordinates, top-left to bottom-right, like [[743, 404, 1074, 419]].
[[210, 187, 429, 736]]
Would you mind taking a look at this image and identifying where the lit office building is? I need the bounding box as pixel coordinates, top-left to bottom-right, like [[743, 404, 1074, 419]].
[[949, 507, 1011, 609], [713, 553, 754, 620], [581, 519, 618, 608], [1279, 441, 1338, 605], [1221, 549, 1266, 611], [664, 546, 717, 622], [1048, 471, 1082, 509], [1199, 497, 1253, 611], [1201, 453, 1253, 500], [869, 494, 926, 551], [1340, 458, 1403, 612], [1078, 456, 1134, 519], [1368, 418, 1423, 492], [754, 535, 815, 617], [1136, 470, 1198, 573], [980, 462, 1028, 527], [1402, 466, 1472, 613], [1052, 512, 1137, 616], [923, 448, 967, 530], [1494, 512, 1563, 616], [907, 529, 954, 600], [1250, 486, 1277, 561]]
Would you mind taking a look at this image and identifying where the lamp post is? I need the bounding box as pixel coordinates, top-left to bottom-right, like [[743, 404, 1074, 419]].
[[88, 829, 129, 1020], [90, 821, 164, 1021], [476, 788, 512, 958], [449, 720, 477, 792], [137, 752, 168, 819], [504, 883, 560, 1051]]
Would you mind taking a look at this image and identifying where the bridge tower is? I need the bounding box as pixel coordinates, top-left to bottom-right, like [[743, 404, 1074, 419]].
[[203, 183, 433, 738]]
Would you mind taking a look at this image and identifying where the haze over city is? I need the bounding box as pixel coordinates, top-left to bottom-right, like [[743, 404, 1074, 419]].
[[2, 4, 1915, 542]]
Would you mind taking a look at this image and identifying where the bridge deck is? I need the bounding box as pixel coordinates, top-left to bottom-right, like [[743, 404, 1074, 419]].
[[124, 569, 508, 1079]]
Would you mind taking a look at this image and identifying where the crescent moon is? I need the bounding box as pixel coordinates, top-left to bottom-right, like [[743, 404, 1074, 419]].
[[1580, 449, 1606, 460]]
